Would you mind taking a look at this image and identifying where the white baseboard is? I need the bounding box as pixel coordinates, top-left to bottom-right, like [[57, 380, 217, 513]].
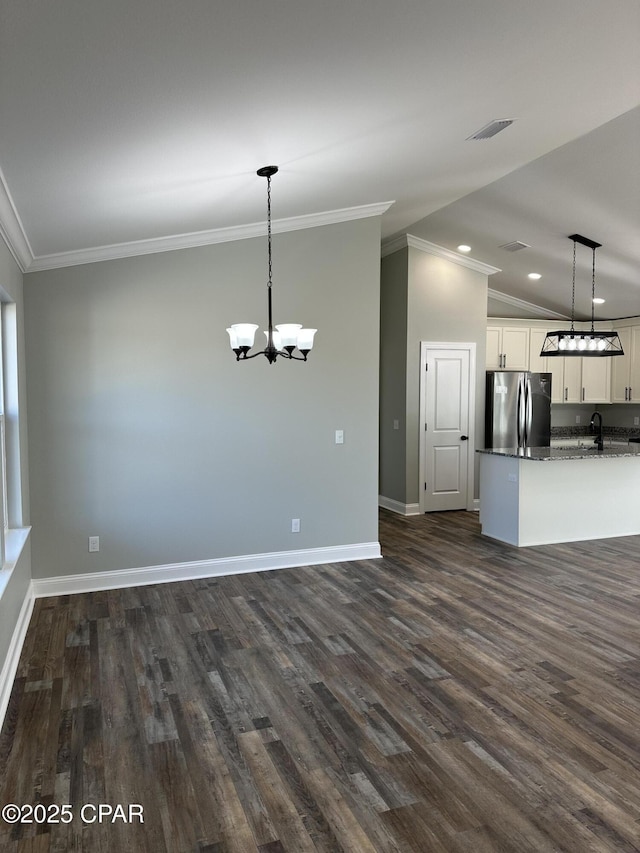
[[31, 541, 382, 599], [0, 581, 35, 733], [378, 496, 421, 516]]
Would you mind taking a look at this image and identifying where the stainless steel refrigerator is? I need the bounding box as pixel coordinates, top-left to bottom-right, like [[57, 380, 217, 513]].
[[485, 371, 551, 448]]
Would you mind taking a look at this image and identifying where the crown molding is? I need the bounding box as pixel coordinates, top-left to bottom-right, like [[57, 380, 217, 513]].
[[381, 233, 501, 276], [23, 200, 395, 272], [0, 169, 33, 273], [488, 288, 569, 320]]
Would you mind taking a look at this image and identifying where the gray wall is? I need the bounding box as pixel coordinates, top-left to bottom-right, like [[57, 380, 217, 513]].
[[379, 249, 408, 503], [0, 239, 31, 671], [406, 248, 488, 505], [379, 243, 489, 508], [24, 217, 382, 579]]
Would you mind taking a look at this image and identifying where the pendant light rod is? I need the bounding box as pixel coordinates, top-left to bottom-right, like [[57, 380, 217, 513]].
[[226, 166, 317, 364], [590, 243, 596, 333]]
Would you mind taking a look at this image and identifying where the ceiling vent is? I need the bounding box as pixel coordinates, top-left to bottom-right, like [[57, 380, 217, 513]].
[[500, 240, 531, 252], [467, 119, 515, 140]]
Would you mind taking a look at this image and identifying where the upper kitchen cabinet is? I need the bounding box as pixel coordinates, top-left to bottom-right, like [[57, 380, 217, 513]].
[[580, 356, 611, 404], [611, 325, 640, 403], [489, 318, 618, 404], [530, 330, 609, 404], [486, 325, 530, 370], [529, 328, 564, 403]]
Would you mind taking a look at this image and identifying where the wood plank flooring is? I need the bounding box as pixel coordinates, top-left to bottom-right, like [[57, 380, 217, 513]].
[[2, 510, 640, 851]]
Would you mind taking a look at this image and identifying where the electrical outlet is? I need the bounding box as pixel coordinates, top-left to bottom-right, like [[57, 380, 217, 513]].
[[634, 417, 639, 426], [291, 518, 300, 533], [335, 429, 344, 444], [575, 415, 581, 424], [393, 419, 399, 430], [507, 473, 517, 483], [88, 536, 100, 552]]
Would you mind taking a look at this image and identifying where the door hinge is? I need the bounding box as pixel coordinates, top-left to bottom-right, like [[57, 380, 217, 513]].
[[425, 363, 428, 371], [424, 422, 427, 431]]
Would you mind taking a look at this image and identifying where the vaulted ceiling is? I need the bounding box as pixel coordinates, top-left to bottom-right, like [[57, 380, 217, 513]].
[[0, 0, 638, 317]]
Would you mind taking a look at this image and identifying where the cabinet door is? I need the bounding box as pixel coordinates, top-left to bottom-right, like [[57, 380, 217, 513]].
[[581, 357, 610, 404], [486, 327, 502, 369], [547, 359, 566, 404], [528, 329, 547, 373], [611, 327, 632, 402], [629, 326, 640, 402], [501, 327, 530, 370], [563, 358, 582, 403]]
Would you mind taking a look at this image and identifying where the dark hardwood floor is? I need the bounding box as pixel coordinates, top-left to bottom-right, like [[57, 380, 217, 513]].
[[2, 510, 640, 851]]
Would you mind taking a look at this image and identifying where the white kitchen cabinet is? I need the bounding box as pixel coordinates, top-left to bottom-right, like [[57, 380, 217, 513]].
[[631, 327, 640, 401], [611, 326, 640, 403], [562, 357, 582, 403], [580, 356, 610, 404], [486, 325, 530, 370], [554, 354, 610, 404], [529, 328, 564, 403], [528, 329, 546, 373]]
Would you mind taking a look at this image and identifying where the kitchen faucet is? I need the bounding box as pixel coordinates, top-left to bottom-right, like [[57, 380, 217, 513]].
[[590, 411, 604, 451]]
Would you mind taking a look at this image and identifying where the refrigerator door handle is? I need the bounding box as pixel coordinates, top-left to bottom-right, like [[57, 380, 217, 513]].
[[525, 377, 533, 446], [517, 378, 525, 448]]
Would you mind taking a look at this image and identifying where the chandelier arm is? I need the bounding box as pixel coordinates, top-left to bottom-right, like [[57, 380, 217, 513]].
[[235, 348, 308, 362]]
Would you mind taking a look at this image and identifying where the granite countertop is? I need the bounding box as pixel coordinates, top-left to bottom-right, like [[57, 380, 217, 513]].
[[477, 445, 640, 461]]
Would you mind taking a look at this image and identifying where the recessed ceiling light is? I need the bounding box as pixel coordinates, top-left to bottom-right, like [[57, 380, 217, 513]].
[[528, 273, 542, 280], [457, 245, 471, 253], [592, 297, 605, 304]]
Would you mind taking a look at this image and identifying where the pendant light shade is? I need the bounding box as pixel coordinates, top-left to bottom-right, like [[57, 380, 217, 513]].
[[226, 166, 317, 364], [540, 329, 624, 356], [541, 234, 624, 358]]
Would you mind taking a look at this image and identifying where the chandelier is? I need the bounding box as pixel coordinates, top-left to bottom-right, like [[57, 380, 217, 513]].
[[540, 234, 624, 357], [226, 166, 317, 364]]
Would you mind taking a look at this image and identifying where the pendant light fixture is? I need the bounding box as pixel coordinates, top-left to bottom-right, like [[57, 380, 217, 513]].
[[226, 166, 317, 364], [540, 234, 624, 357]]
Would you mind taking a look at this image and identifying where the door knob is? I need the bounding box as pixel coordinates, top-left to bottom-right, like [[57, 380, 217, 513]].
[[460, 435, 469, 441]]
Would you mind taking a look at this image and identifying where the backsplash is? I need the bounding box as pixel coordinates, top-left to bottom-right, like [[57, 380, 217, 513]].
[[551, 424, 640, 439], [550, 403, 640, 432]]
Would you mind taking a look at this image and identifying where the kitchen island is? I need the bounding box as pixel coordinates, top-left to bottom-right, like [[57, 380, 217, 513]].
[[477, 444, 640, 546]]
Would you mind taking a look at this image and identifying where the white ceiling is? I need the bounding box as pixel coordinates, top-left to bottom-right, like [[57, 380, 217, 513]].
[[0, 0, 639, 317]]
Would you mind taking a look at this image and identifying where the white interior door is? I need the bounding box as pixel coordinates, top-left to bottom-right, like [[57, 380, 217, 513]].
[[420, 344, 474, 512]]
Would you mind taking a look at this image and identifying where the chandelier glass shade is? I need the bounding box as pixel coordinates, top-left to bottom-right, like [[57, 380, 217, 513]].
[[540, 234, 624, 358], [227, 166, 316, 364]]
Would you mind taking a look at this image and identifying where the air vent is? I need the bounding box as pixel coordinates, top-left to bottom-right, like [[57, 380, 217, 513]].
[[500, 240, 531, 252], [467, 119, 515, 140]]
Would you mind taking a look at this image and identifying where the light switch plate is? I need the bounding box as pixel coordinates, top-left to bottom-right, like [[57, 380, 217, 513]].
[[335, 429, 344, 444]]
